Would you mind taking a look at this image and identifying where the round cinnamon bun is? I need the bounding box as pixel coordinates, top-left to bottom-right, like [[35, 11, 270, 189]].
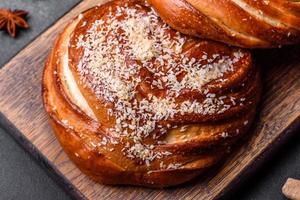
[[43, 0, 261, 187]]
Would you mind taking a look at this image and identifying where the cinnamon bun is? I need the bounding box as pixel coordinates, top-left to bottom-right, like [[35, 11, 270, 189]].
[[148, 0, 300, 48], [42, 0, 261, 187]]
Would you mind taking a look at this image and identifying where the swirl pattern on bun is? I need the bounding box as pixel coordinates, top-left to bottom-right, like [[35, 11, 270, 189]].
[[148, 0, 300, 48], [43, 0, 261, 187]]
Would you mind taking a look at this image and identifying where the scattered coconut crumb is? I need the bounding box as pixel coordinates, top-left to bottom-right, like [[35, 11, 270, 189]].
[[72, 3, 245, 167]]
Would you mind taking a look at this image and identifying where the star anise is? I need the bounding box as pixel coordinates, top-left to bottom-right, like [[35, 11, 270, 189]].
[[0, 8, 29, 38]]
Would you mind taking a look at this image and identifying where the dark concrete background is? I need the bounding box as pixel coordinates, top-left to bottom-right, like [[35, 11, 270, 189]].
[[0, 0, 299, 199]]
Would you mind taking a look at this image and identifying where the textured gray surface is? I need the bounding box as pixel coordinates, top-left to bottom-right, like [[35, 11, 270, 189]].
[[0, 0, 80, 67], [0, 127, 70, 200], [0, 0, 299, 200]]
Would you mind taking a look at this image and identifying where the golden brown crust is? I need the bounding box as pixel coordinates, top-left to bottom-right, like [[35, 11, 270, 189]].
[[148, 0, 300, 48], [42, 0, 261, 187]]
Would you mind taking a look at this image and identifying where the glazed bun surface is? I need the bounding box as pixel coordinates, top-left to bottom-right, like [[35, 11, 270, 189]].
[[43, 0, 261, 187], [148, 0, 300, 48]]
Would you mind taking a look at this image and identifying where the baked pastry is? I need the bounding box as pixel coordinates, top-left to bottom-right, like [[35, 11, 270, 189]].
[[148, 0, 300, 48], [42, 0, 261, 187]]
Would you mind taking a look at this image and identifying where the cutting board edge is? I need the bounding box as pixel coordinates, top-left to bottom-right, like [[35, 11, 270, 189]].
[[216, 115, 300, 199], [1, 111, 299, 200], [0, 112, 86, 200]]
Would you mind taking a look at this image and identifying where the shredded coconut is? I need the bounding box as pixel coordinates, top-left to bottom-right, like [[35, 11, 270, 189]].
[[74, 3, 245, 167]]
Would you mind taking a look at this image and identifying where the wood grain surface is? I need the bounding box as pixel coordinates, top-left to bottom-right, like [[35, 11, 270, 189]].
[[0, 0, 300, 199]]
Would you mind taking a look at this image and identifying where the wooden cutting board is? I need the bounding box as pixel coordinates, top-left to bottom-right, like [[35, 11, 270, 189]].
[[0, 0, 300, 199]]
